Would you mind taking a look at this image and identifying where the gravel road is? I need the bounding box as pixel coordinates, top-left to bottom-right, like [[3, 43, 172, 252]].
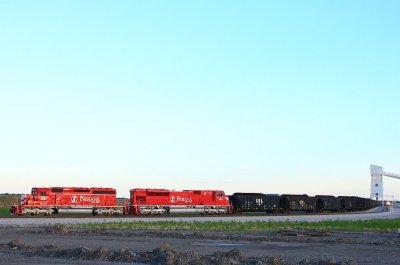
[[0, 207, 398, 227]]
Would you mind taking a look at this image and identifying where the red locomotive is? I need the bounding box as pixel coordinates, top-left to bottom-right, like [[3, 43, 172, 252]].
[[129, 188, 231, 215], [10, 187, 126, 215]]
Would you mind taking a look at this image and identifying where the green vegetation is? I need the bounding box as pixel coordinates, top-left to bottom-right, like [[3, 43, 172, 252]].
[[0, 194, 19, 208], [74, 219, 400, 233], [0, 208, 10, 216], [0, 194, 18, 216]]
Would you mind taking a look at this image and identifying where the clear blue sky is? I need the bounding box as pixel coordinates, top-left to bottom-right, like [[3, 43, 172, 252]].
[[1, 1, 399, 198]]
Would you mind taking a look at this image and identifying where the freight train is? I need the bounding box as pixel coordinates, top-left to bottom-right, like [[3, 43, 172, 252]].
[[9, 186, 380, 216]]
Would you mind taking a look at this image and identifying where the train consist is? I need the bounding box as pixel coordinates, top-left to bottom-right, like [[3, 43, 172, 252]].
[[9, 186, 380, 216]]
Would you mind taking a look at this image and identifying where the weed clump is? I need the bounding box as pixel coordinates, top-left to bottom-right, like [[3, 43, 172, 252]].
[[45, 224, 70, 234]]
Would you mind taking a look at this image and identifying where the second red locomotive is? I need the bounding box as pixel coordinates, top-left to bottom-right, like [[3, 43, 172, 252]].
[[129, 188, 231, 215]]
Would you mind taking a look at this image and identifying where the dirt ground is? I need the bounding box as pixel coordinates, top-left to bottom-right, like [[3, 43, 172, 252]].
[[0, 226, 399, 265]]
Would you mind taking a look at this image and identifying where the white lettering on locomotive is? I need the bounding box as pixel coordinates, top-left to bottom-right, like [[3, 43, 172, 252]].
[[79, 196, 100, 203], [70, 195, 100, 204], [71, 195, 78, 203], [176, 196, 192, 203]]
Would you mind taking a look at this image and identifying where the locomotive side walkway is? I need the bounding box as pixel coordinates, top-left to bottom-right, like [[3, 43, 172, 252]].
[[1, 207, 399, 227]]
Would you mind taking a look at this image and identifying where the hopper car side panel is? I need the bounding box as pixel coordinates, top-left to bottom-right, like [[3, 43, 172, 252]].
[[263, 195, 281, 213], [314, 195, 340, 212], [338, 196, 357, 211], [281, 194, 312, 212], [229, 193, 281, 213], [230, 193, 266, 212]]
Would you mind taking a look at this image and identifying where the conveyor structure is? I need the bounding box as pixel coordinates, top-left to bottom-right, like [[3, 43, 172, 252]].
[[370, 164, 400, 202]]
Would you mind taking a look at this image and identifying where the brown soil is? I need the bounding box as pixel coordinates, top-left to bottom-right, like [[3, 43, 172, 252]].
[[1, 226, 399, 264]]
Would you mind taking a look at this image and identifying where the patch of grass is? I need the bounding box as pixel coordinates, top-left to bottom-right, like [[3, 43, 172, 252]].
[[0, 208, 11, 216], [74, 219, 400, 233]]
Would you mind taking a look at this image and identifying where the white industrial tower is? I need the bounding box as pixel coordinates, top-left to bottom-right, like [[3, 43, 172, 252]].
[[370, 164, 400, 202]]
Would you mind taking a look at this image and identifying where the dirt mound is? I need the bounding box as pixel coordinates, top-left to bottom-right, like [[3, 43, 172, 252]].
[[137, 243, 244, 265], [110, 248, 136, 262], [207, 248, 245, 265], [1, 240, 359, 265], [45, 224, 70, 234], [7, 239, 32, 250]]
